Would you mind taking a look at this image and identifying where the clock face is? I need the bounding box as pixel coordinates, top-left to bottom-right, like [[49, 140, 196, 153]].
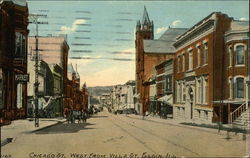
[[143, 25, 148, 29]]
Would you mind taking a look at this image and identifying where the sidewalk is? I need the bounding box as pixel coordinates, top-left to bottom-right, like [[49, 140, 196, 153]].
[[1, 118, 66, 146], [124, 114, 250, 136]]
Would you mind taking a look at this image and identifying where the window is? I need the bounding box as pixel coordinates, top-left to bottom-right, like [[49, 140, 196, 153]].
[[165, 75, 172, 93], [203, 42, 208, 65], [202, 78, 208, 104], [176, 81, 182, 103], [235, 45, 245, 65], [197, 46, 201, 67], [235, 77, 244, 98], [228, 46, 232, 67], [182, 83, 186, 102], [188, 50, 193, 70], [196, 79, 201, 104], [15, 32, 26, 59], [229, 78, 233, 99], [177, 56, 181, 72], [182, 54, 185, 72]]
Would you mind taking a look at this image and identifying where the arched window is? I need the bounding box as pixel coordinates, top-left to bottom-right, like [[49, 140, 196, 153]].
[[235, 77, 244, 98], [235, 45, 245, 65]]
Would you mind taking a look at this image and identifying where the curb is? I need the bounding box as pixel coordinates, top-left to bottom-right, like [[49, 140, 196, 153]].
[[125, 115, 231, 135]]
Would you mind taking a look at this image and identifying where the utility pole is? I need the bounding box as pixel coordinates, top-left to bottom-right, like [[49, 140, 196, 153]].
[[29, 14, 48, 127]]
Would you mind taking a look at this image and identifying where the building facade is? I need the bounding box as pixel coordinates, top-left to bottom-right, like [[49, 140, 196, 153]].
[[224, 20, 249, 124], [135, 7, 187, 115], [0, 0, 29, 123], [155, 59, 174, 118], [174, 12, 238, 123], [64, 64, 88, 114], [28, 36, 69, 109], [27, 58, 53, 117], [110, 81, 136, 112]]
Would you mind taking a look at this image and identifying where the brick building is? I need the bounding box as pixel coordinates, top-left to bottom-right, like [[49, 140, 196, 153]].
[[223, 20, 249, 124], [173, 12, 249, 124], [0, 0, 29, 123], [135, 7, 187, 114], [64, 64, 88, 113]]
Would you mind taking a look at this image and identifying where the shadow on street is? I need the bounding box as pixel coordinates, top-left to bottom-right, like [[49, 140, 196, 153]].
[[31, 122, 95, 134]]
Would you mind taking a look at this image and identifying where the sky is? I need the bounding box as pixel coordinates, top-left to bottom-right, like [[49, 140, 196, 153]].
[[27, 0, 249, 87]]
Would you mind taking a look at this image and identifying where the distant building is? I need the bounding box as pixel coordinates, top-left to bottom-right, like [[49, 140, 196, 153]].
[[28, 36, 69, 109], [135, 7, 187, 115], [64, 64, 88, 113], [0, 0, 29, 123], [110, 81, 136, 112]]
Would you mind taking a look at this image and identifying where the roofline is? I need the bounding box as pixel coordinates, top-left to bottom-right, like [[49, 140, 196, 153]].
[[176, 12, 233, 41]]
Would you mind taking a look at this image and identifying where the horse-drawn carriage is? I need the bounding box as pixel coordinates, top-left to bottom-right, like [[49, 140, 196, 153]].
[[66, 110, 87, 124]]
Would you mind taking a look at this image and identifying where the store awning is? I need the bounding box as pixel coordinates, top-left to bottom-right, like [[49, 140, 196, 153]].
[[157, 95, 173, 105]]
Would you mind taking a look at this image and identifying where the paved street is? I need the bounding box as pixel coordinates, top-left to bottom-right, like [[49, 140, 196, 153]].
[[1, 110, 249, 158]]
